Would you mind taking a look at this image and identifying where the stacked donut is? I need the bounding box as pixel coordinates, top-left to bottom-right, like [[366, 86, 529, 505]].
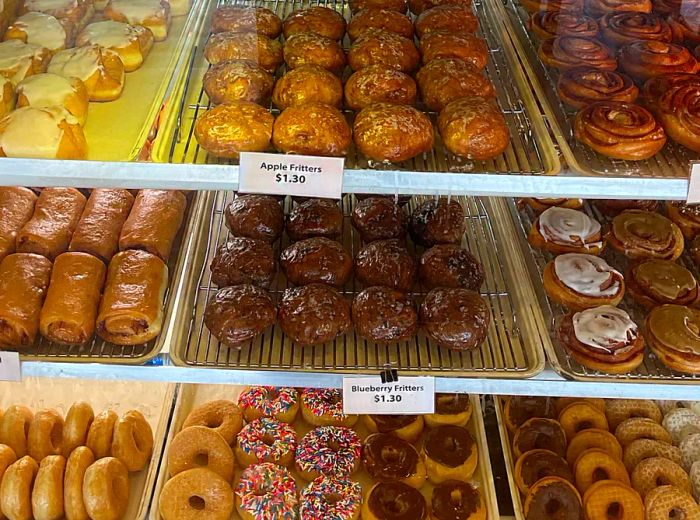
[[521, 197, 700, 375], [0, 401, 153, 520], [657, 400, 700, 503], [203, 194, 492, 352]]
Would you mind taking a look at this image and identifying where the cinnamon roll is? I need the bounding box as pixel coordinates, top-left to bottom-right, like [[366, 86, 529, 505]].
[[557, 67, 638, 109], [627, 259, 699, 309], [652, 0, 700, 15], [543, 253, 625, 310], [618, 41, 700, 83], [645, 76, 700, 153], [586, 0, 651, 17], [643, 73, 700, 107], [521, 198, 583, 213], [539, 37, 617, 71], [527, 207, 604, 255], [593, 199, 659, 216], [667, 202, 700, 239], [667, 8, 700, 44], [607, 210, 684, 260], [573, 101, 666, 160], [527, 12, 598, 40], [558, 305, 645, 374], [520, 0, 583, 12], [599, 12, 673, 47], [646, 305, 700, 374]]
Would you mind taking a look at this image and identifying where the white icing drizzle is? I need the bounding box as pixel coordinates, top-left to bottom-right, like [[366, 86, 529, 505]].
[[48, 46, 100, 81], [79, 21, 137, 49], [0, 106, 77, 158], [554, 253, 622, 297], [13, 12, 66, 52], [539, 207, 602, 248], [0, 40, 45, 84], [572, 305, 638, 352], [109, 0, 164, 22], [16, 73, 75, 107]]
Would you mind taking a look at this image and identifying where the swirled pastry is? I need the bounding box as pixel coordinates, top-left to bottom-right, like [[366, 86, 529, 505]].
[[344, 65, 417, 109], [539, 37, 616, 71], [48, 45, 125, 101], [0, 40, 50, 85], [416, 58, 495, 111], [543, 253, 624, 310], [4, 12, 73, 54], [211, 6, 282, 38], [283, 6, 346, 40], [347, 8, 413, 41], [627, 259, 699, 309], [652, 0, 700, 15], [644, 74, 700, 153], [587, 0, 651, 16], [419, 32, 488, 69], [76, 21, 154, 72], [527, 207, 604, 254], [16, 73, 88, 126], [667, 202, 700, 239], [205, 32, 283, 72], [272, 65, 342, 109], [348, 29, 419, 73], [414, 5, 478, 37], [103, 0, 171, 41], [283, 32, 345, 73], [203, 60, 274, 106], [646, 305, 700, 374], [521, 0, 583, 12], [599, 12, 673, 47], [619, 41, 699, 82], [527, 12, 598, 40], [667, 8, 700, 44], [607, 210, 684, 260], [557, 67, 638, 109]]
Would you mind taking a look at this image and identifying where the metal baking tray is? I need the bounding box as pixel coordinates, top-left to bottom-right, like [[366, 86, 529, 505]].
[[495, 0, 697, 179], [0, 377, 176, 520], [150, 0, 560, 176], [16, 190, 207, 365], [167, 192, 546, 377], [509, 199, 700, 383], [150, 384, 499, 519]]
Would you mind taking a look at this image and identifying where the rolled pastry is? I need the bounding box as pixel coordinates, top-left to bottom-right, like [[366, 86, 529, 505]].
[[16, 73, 89, 126], [39, 252, 106, 345], [119, 190, 186, 262], [0, 253, 52, 347], [96, 250, 168, 345], [16, 187, 86, 260], [0, 187, 37, 262], [69, 189, 134, 262]]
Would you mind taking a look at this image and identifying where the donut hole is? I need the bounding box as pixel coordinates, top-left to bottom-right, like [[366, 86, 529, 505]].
[[50, 422, 62, 451], [268, 388, 279, 400], [194, 451, 209, 467], [606, 502, 622, 520], [328, 440, 341, 452], [327, 393, 342, 406], [669, 507, 685, 519], [325, 493, 342, 506], [545, 498, 563, 515], [188, 495, 206, 511], [450, 489, 464, 508], [532, 433, 549, 450], [132, 429, 147, 453], [262, 434, 276, 447], [380, 446, 402, 463], [592, 468, 609, 482], [23, 420, 30, 439], [204, 415, 224, 429], [442, 437, 458, 453], [656, 476, 670, 487], [576, 421, 593, 432], [380, 497, 409, 514]]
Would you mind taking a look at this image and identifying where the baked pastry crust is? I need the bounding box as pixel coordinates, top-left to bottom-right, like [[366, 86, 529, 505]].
[[416, 58, 495, 111], [539, 36, 617, 71], [283, 32, 345, 73], [76, 21, 154, 72], [528, 12, 598, 40], [348, 8, 413, 41], [344, 65, 416, 109], [347, 29, 419, 72], [203, 59, 274, 106], [414, 5, 478, 37], [16, 73, 88, 126], [599, 12, 673, 48], [272, 65, 342, 109], [627, 259, 699, 309], [607, 209, 684, 260], [619, 41, 699, 83], [527, 207, 603, 255], [283, 6, 346, 40], [666, 202, 700, 239], [557, 67, 638, 110], [644, 74, 700, 153], [48, 45, 125, 102], [205, 32, 283, 72], [211, 6, 282, 38], [272, 102, 351, 157]]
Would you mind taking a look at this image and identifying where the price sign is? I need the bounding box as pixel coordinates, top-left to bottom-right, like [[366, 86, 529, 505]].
[[239, 152, 344, 199], [0, 351, 21, 382], [342, 376, 435, 415]]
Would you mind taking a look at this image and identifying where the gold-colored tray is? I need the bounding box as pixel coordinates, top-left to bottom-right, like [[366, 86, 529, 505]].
[[16, 190, 207, 365], [167, 192, 546, 377], [151, 0, 560, 176], [509, 199, 700, 383], [0, 377, 176, 520], [495, 0, 697, 179], [493, 395, 529, 520], [150, 385, 500, 519]]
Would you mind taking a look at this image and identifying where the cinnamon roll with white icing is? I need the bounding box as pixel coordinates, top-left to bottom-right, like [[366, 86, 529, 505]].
[[528, 207, 604, 255], [543, 253, 625, 310], [627, 259, 699, 309], [558, 305, 645, 374]]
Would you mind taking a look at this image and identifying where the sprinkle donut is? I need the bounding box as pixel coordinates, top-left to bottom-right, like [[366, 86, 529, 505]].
[[301, 389, 358, 427], [235, 462, 298, 520], [235, 418, 297, 467], [300, 476, 362, 520], [238, 386, 299, 423], [295, 426, 361, 481]]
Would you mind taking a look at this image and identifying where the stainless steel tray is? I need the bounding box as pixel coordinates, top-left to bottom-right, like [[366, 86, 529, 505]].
[[150, 385, 500, 519], [151, 0, 560, 176], [509, 199, 700, 383], [168, 193, 546, 377]]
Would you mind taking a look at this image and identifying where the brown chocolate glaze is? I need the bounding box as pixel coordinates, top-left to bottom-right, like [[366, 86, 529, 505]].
[[514, 418, 567, 458], [424, 425, 474, 467], [506, 397, 554, 431], [435, 393, 471, 415], [525, 479, 583, 520], [409, 198, 465, 247], [431, 480, 482, 520], [419, 287, 490, 350], [363, 433, 420, 480], [368, 482, 427, 520], [352, 196, 407, 242], [286, 198, 343, 241], [280, 237, 353, 287], [518, 451, 573, 489], [352, 286, 418, 342], [354, 238, 417, 292], [224, 194, 284, 243], [209, 236, 276, 288], [372, 414, 418, 432], [419, 244, 484, 291]]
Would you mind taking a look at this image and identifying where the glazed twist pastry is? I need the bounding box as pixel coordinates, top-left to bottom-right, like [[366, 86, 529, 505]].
[[528, 12, 598, 40], [646, 304, 700, 374], [607, 210, 684, 260], [573, 101, 666, 160], [539, 36, 617, 70], [618, 41, 700, 83], [520, 0, 583, 12], [599, 12, 673, 47], [627, 259, 699, 309], [667, 8, 700, 44], [586, 0, 651, 16], [528, 207, 603, 254], [557, 67, 638, 109], [646, 77, 700, 153], [667, 202, 700, 239]]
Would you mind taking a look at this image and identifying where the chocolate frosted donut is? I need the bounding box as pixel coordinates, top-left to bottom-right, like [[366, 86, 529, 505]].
[[354, 239, 417, 292], [517, 450, 573, 494], [351, 197, 407, 242], [513, 418, 567, 458], [431, 481, 483, 520], [352, 286, 418, 342], [420, 287, 490, 350], [424, 425, 475, 467], [224, 194, 284, 243], [209, 236, 276, 288], [524, 477, 582, 520], [371, 415, 418, 433], [436, 394, 471, 415], [363, 433, 420, 481], [365, 482, 427, 520], [410, 198, 465, 247], [280, 237, 353, 287], [286, 198, 343, 241], [419, 244, 484, 290]]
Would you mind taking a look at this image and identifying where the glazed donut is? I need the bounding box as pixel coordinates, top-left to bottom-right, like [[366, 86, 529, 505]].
[[235, 462, 298, 520], [238, 386, 299, 423], [555, 398, 606, 416], [615, 417, 673, 446], [111, 410, 153, 472], [160, 467, 234, 520], [64, 446, 95, 520], [82, 457, 129, 520], [681, 433, 700, 471], [0, 405, 33, 457], [423, 425, 477, 484], [235, 417, 297, 467], [515, 449, 574, 495], [363, 415, 424, 443], [425, 394, 472, 428], [28, 409, 63, 462], [0, 443, 17, 477], [295, 426, 361, 481], [301, 389, 358, 428], [430, 480, 485, 520], [567, 429, 622, 466], [62, 401, 94, 457], [32, 455, 66, 520], [362, 433, 427, 489], [300, 476, 362, 520], [574, 448, 630, 493], [513, 418, 567, 459], [558, 402, 609, 441], [645, 485, 700, 520], [362, 482, 427, 520], [86, 410, 117, 460], [182, 400, 243, 445], [623, 438, 682, 473], [504, 397, 554, 432], [664, 408, 700, 444], [523, 477, 583, 520], [606, 399, 662, 430], [582, 480, 644, 520], [0, 456, 38, 520], [168, 426, 234, 482], [631, 457, 691, 497]]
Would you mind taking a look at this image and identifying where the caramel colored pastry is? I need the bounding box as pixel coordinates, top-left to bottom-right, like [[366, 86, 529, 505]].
[[539, 37, 616, 71], [283, 6, 346, 40], [76, 21, 153, 72], [667, 202, 700, 239], [419, 244, 484, 291], [344, 65, 416, 110], [0, 40, 49, 85], [667, 9, 700, 44], [348, 8, 413, 41], [599, 12, 673, 48], [0, 78, 14, 117], [543, 253, 624, 310], [646, 304, 700, 374], [521, 198, 583, 213], [194, 102, 274, 159], [19, 0, 92, 29], [558, 305, 644, 374], [556, 67, 638, 110], [16, 187, 86, 260], [352, 286, 417, 342], [103, 0, 171, 41], [348, 29, 419, 73], [96, 249, 168, 345], [416, 58, 495, 112], [567, 428, 622, 466], [619, 41, 699, 83], [607, 210, 684, 260], [420, 287, 490, 350], [515, 449, 573, 495], [527, 12, 598, 40], [627, 259, 699, 308], [224, 194, 284, 243], [204, 32, 283, 72], [410, 198, 465, 247], [0, 187, 36, 263], [280, 236, 352, 287], [4, 12, 73, 54], [527, 207, 603, 255], [423, 425, 477, 484], [559, 402, 609, 442], [524, 477, 583, 520], [48, 45, 125, 102], [351, 196, 407, 242], [69, 189, 134, 262], [354, 238, 416, 291], [16, 73, 88, 126], [414, 5, 478, 37], [513, 418, 567, 458], [273, 102, 350, 157], [645, 74, 700, 153], [283, 32, 346, 73], [39, 252, 106, 345], [587, 0, 651, 16], [204, 60, 274, 106], [272, 65, 341, 109], [211, 6, 282, 38], [521, 0, 582, 11], [209, 236, 275, 289], [0, 253, 52, 347], [286, 198, 342, 241], [350, 0, 407, 13], [593, 199, 658, 216], [354, 103, 433, 162]]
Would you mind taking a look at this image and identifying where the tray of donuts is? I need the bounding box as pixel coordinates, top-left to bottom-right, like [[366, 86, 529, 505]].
[[0, 376, 175, 520], [495, 395, 700, 520], [150, 0, 559, 176], [494, 0, 700, 178], [507, 196, 700, 380], [150, 384, 499, 520], [0, 0, 203, 162], [0, 186, 207, 363]]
